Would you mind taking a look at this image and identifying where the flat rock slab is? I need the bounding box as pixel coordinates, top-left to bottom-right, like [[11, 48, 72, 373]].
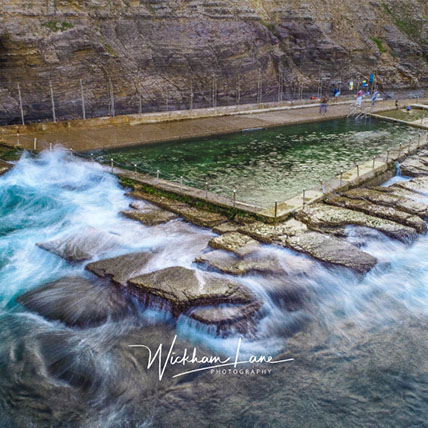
[[189, 302, 263, 334], [17, 276, 131, 328], [121, 209, 178, 226], [394, 176, 428, 195], [209, 232, 261, 257], [399, 157, 428, 177], [239, 219, 307, 245], [212, 222, 241, 234], [326, 195, 426, 234], [346, 187, 428, 217], [0, 159, 13, 176], [129, 190, 227, 228], [285, 232, 378, 274], [85, 251, 153, 286], [195, 250, 285, 276], [37, 227, 122, 262], [297, 204, 417, 243], [128, 266, 256, 315]]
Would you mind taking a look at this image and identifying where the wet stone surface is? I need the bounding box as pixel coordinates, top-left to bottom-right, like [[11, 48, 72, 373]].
[[17, 276, 132, 328], [285, 231, 378, 274], [208, 232, 261, 257], [326, 195, 427, 234], [195, 250, 286, 276], [127, 266, 257, 315], [297, 203, 418, 243], [37, 227, 123, 262], [85, 251, 154, 286]]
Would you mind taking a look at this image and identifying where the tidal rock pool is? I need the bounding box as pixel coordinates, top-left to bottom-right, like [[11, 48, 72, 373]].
[[98, 118, 419, 207], [1, 150, 428, 427]]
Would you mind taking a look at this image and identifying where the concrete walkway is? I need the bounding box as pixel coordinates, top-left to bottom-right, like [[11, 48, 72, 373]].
[[2, 98, 425, 152]]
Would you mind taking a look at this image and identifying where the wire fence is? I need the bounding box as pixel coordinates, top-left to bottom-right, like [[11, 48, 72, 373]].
[[1, 72, 408, 126]]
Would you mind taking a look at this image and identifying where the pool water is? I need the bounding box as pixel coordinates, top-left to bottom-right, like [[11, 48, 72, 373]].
[[98, 118, 419, 207], [379, 108, 427, 122]]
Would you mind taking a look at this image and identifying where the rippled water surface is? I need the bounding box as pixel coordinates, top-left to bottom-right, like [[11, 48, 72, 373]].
[[2, 150, 428, 427], [99, 118, 419, 207]]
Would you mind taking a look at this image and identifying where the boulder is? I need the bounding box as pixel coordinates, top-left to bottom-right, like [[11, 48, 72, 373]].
[[297, 204, 418, 243], [37, 227, 123, 262], [326, 195, 426, 234], [128, 266, 256, 315], [85, 251, 153, 286], [189, 302, 263, 334], [195, 250, 285, 276], [17, 276, 132, 327], [285, 232, 377, 274], [121, 208, 178, 226], [208, 232, 260, 257]]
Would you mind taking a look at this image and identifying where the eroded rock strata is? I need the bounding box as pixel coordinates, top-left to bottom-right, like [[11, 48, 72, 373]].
[[2, 0, 428, 124]]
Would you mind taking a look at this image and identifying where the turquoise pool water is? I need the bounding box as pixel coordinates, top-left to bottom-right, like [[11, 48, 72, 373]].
[[98, 118, 419, 207]]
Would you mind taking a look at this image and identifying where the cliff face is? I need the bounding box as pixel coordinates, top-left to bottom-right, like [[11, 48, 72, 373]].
[[1, 0, 428, 124]]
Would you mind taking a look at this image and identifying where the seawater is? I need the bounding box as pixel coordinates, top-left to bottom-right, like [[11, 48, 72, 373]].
[[1, 150, 428, 427]]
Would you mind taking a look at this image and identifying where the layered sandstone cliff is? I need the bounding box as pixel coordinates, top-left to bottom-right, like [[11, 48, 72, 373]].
[[1, 0, 428, 123]]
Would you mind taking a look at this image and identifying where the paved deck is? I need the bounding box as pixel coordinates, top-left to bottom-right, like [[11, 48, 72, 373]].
[[2, 98, 424, 152]]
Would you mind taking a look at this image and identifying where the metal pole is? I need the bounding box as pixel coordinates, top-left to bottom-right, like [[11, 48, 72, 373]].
[[33, 138, 37, 151], [91, 153, 94, 161], [233, 190, 236, 207], [156, 169, 160, 182], [180, 176, 183, 192], [17, 83, 25, 125], [49, 143, 53, 151], [257, 71, 262, 104], [111, 158, 114, 173], [80, 79, 86, 120], [190, 80, 194, 111], [49, 79, 57, 123], [212, 74, 217, 108], [274, 201, 278, 219], [109, 78, 115, 117]]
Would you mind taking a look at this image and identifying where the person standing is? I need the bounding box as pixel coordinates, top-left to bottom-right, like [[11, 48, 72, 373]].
[[356, 90, 363, 108], [320, 94, 329, 114], [371, 90, 379, 107], [333, 87, 340, 102]]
